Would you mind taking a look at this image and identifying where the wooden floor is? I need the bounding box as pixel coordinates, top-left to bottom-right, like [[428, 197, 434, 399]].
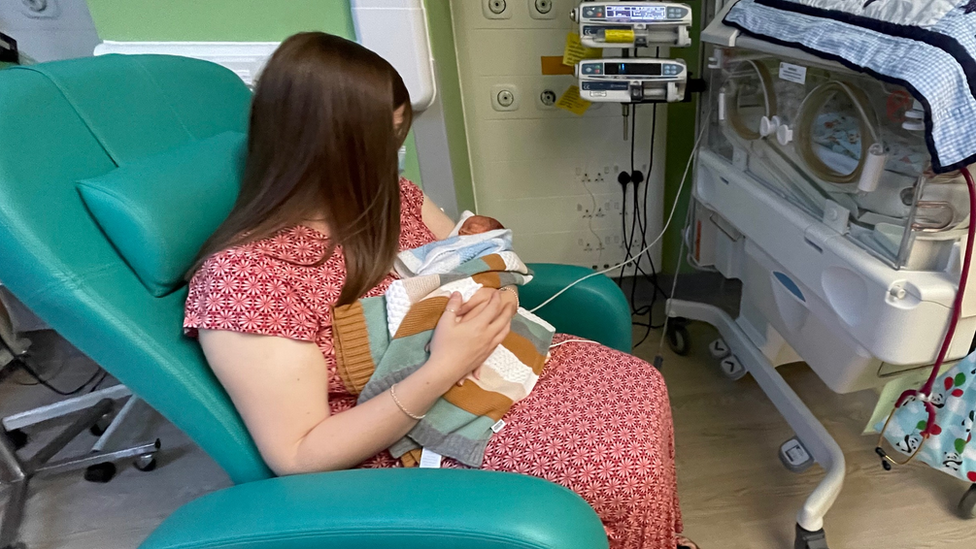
[[636, 324, 976, 549]]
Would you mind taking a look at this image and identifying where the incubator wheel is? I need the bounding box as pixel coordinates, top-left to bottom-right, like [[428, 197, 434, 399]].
[[794, 524, 829, 549], [6, 428, 28, 450], [958, 483, 976, 519], [666, 320, 691, 356], [134, 454, 157, 472]]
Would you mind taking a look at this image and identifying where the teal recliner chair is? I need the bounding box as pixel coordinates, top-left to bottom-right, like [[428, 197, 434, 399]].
[[0, 55, 631, 549]]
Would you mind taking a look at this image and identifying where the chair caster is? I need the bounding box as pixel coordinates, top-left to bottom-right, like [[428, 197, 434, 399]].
[[6, 428, 28, 450], [134, 454, 157, 472], [959, 483, 976, 519], [666, 319, 691, 356], [84, 462, 117, 483], [89, 415, 113, 437], [794, 524, 829, 549]]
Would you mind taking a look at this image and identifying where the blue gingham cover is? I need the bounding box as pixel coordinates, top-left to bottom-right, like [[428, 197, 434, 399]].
[[724, 0, 976, 173]]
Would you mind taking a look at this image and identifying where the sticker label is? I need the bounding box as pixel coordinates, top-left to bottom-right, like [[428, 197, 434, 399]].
[[540, 55, 574, 75], [490, 419, 506, 433], [779, 62, 807, 84], [562, 33, 601, 66], [419, 448, 442, 468], [556, 85, 592, 116]]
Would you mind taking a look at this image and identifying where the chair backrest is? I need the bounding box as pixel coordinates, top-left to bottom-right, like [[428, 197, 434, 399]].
[[0, 55, 272, 484]]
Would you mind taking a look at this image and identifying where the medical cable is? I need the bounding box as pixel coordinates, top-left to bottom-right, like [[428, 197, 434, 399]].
[[530, 110, 710, 315], [620, 47, 670, 342], [876, 165, 976, 469], [726, 60, 776, 141], [632, 104, 669, 346], [549, 339, 598, 349], [618, 105, 656, 328], [657, 182, 696, 358]]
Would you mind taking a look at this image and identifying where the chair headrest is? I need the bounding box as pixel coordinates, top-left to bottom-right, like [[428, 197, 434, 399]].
[[77, 132, 247, 297]]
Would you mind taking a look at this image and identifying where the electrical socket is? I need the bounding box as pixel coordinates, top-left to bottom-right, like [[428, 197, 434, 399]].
[[491, 84, 520, 112], [537, 88, 558, 110], [528, 0, 557, 20], [483, 0, 512, 19]]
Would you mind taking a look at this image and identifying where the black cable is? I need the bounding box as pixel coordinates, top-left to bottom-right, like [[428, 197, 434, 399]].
[[0, 337, 104, 396], [14, 358, 103, 396]]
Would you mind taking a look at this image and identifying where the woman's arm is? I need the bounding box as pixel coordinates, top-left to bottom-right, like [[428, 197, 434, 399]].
[[199, 292, 513, 475], [421, 194, 457, 240]]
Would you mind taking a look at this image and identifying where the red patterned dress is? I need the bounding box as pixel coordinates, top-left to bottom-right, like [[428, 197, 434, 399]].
[[184, 179, 682, 548]]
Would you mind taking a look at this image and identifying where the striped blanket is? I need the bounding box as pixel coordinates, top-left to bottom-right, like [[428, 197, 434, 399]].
[[331, 232, 555, 467]]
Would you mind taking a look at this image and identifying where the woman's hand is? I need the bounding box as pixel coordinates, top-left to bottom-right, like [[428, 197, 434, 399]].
[[426, 292, 514, 385], [457, 287, 519, 316]]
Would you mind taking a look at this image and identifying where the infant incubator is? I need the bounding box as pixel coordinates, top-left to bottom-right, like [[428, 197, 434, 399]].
[[666, 10, 976, 548]]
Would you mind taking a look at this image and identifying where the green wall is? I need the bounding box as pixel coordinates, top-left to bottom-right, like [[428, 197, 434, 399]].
[[661, 2, 703, 274], [84, 0, 422, 186], [424, 1, 474, 212], [86, 0, 356, 42]]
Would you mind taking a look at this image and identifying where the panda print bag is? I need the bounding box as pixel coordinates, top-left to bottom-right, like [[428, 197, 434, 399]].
[[877, 353, 976, 483]]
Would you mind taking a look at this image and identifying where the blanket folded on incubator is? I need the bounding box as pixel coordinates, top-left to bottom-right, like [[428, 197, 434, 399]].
[[724, 0, 976, 173], [331, 232, 554, 467]]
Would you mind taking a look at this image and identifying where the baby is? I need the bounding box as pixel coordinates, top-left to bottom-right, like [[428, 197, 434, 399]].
[[458, 214, 505, 236]]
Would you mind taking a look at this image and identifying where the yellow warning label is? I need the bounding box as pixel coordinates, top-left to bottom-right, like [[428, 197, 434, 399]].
[[562, 33, 602, 67], [556, 85, 592, 116], [604, 29, 636, 43]]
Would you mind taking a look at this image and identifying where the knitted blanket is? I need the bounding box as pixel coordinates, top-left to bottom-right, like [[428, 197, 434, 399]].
[[331, 233, 555, 467]]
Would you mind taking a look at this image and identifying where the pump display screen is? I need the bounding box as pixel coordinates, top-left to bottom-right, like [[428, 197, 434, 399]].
[[605, 63, 662, 76], [605, 6, 668, 21]]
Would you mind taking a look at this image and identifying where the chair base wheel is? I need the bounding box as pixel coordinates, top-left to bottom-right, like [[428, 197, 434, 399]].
[[134, 454, 157, 472], [84, 462, 117, 483], [89, 415, 113, 437], [5, 428, 28, 450], [959, 483, 976, 519], [795, 524, 829, 549]]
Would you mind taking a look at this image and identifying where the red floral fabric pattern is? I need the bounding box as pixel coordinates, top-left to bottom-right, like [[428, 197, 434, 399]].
[[184, 178, 681, 548]]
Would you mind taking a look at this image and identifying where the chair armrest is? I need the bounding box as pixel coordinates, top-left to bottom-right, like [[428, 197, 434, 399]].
[[140, 469, 609, 549], [522, 263, 632, 352]]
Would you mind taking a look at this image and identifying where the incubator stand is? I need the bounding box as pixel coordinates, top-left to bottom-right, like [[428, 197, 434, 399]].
[[667, 22, 976, 549]]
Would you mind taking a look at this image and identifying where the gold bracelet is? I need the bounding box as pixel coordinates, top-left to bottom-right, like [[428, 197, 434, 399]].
[[389, 383, 426, 420], [498, 286, 519, 309]]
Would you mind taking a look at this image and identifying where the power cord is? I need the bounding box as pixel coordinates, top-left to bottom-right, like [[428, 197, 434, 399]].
[[530, 109, 710, 317]]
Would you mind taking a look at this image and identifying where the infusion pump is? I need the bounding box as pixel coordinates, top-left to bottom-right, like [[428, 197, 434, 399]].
[[576, 58, 687, 102], [571, 2, 693, 48]]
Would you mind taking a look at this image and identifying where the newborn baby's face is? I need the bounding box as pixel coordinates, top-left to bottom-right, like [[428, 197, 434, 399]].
[[459, 215, 505, 236]]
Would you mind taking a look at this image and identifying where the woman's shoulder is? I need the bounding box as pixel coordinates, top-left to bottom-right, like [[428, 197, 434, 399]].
[[190, 240, 273, 286], [399, 177, 423, 207], [184, 232, 323, 340]]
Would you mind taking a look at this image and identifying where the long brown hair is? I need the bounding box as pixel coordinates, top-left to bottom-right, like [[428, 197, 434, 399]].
[[190, 32, 413, 305]]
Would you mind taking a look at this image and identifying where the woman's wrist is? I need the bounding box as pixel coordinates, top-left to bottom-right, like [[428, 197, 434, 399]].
[[415, 354, 464, 394]]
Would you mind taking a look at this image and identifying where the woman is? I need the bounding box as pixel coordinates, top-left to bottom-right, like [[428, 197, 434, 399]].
[[184, 32, 688, 549]]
